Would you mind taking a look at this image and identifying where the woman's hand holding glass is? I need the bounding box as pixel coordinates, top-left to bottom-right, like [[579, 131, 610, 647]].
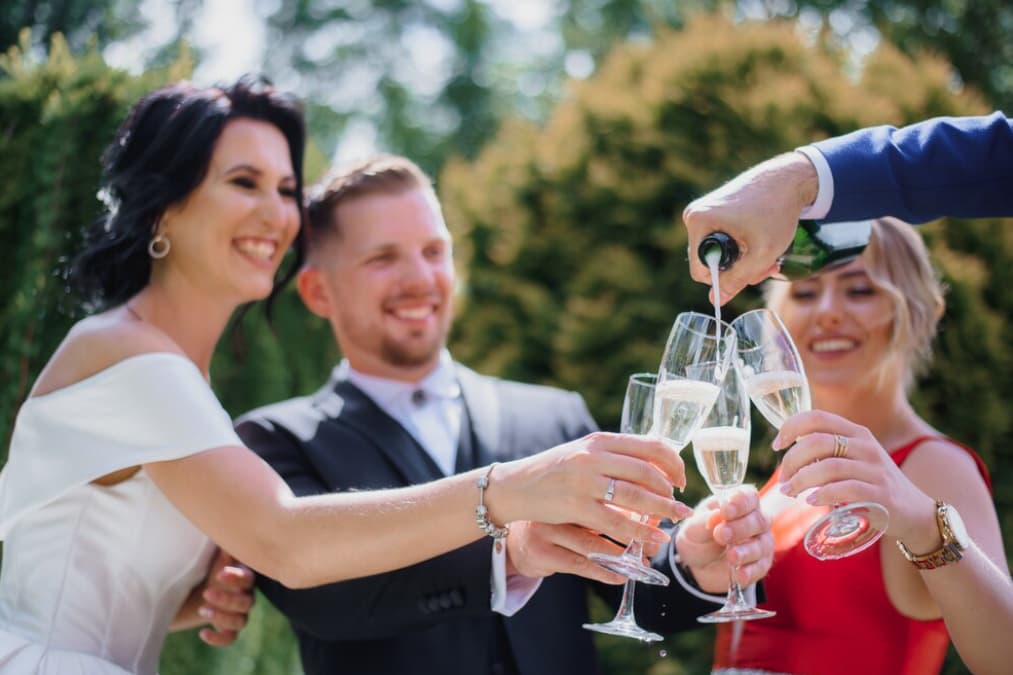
[[732, 308, 888, 560], [775, 410, 932, 548], [490, 431, 691, 550], [586, 374, 677, 587], [582, 374, 674, 642]]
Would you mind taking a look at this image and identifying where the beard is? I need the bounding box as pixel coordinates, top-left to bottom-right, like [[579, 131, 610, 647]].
[[380, 336, 443, 368], [379, 327, 447, 369]]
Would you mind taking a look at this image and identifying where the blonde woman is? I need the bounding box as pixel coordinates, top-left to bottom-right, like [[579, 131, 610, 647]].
[[713, 218, 1012, 675]]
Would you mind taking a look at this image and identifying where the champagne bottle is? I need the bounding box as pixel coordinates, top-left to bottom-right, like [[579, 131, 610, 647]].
[[697, 220, 873, 280]]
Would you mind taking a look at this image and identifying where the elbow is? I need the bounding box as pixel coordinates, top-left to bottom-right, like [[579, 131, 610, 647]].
[[252, 546, 327, 589], [234, 515, 320, 589], [248, 522, 341, 590]]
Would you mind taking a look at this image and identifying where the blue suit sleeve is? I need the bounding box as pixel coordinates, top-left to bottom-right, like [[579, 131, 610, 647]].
[[815, 112, 1013, 222]]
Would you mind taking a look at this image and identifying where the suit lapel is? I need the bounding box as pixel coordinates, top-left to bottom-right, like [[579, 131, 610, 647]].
[[318, 378, 442, 484], [455, 364, 502, 468]]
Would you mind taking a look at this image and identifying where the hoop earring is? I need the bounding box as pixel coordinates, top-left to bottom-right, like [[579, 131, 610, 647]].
[[148, 234, 171, 259]]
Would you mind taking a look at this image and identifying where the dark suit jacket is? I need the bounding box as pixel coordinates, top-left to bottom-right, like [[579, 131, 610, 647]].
[[813, 111, 1013, 223], [236, 364, 716, 675]]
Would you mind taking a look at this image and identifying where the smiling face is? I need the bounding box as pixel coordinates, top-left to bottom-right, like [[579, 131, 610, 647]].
[[154, 118, 300, 306], [770, 258, 898, 391], [298, 187, 454, 381]]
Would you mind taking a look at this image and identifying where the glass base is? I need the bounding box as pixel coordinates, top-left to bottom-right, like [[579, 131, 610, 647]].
[[588, 553, 670, 586], [804, 501, 889, 560], [697, 606, 776, 624], [583, 619, 664, 642]]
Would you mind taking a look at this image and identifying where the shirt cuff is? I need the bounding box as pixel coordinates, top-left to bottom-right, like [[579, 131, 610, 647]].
[[795, 146, 834, 220], [490, 540, 542, 616], [667, 532, 729, 605]]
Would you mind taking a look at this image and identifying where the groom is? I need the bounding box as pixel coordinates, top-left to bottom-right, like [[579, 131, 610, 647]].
[[236, 155, 772, 675]]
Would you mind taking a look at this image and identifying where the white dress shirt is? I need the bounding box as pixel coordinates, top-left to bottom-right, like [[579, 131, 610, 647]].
[[796, 145, 834, 219], [341, 351, 541, 615]]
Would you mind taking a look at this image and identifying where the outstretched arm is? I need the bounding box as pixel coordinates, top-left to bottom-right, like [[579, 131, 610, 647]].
[[145, 430, 688, 590], [683, 113, 1013, 304]]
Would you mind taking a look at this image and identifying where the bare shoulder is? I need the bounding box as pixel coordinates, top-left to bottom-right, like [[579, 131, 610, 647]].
[[900, 437, 990, 501], [31, 310, 184, 398]]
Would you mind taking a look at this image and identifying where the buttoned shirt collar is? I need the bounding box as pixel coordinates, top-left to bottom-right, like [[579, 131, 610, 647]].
[[337, 350, 460, 405]]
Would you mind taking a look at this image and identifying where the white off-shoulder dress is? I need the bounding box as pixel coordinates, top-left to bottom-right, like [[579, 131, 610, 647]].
[[0, 353, 242, 674]]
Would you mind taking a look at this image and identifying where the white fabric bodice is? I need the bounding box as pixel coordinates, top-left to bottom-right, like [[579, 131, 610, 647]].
[[0, 354, 242, 674]]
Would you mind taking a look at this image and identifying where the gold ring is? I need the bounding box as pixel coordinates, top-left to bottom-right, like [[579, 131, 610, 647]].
[[832, 434, 849, 459], [604, 478, 617, 503]]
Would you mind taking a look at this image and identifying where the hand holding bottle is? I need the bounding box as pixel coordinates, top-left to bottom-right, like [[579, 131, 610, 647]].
[[683, 152, 819, 304]]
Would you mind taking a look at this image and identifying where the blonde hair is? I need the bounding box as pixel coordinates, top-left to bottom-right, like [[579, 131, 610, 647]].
[[305, 154, 441, 255], [766, 218, 945, 390]]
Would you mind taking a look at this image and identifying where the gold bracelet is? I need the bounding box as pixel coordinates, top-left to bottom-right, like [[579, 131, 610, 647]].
[[475, 463, 509, 539]]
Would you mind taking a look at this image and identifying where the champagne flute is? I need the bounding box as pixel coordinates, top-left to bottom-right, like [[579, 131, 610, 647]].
[[587, 374, 671, 586], [590, 313, 734, 583], [693, 365, 775, 622], [653, 312, 735, 453], [732, 308, 889, 560], [583, 373, 664, 642]]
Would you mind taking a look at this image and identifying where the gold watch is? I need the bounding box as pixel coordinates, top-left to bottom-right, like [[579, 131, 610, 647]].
[[896, 501, 969, 570]]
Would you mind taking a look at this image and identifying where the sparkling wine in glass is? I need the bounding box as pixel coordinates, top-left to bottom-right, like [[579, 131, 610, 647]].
[[693, 366, 775, 623], [732, 308, 888, 560], [654, 312, 736, 451], [583, 373, 665, 642]]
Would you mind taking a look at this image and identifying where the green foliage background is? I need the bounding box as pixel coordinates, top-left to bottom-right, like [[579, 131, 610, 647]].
[[0, 11, 1009, 675]]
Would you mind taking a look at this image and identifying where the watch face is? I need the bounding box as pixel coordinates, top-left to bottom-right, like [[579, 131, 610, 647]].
[[943, 505, 970, 549]]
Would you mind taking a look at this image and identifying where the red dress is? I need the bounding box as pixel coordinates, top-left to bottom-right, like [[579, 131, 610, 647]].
[[713, 436, 991, 675]]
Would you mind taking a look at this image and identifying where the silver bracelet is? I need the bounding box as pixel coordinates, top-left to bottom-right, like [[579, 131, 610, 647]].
[[475, 463, 510, 539]]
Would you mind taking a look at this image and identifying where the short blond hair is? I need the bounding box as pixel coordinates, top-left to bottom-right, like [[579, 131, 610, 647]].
[[766, 218, 945, 390], [305, 155, 439, 255]]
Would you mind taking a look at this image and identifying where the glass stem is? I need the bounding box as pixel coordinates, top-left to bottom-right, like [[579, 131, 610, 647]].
[[724, 560, 749, 609], [613, 579, 638, 623], [717, 489, 748, 610], [623, 513, 650, 559]]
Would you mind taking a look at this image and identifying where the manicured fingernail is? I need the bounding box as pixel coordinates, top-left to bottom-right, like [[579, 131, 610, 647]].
[[805, 490, 819, 505], [676, 504, 694, 519], [772, 433, 784, 450], [198, 606, 213, 619], [778, 482, 791, 495], [650, 529, 671, 543]]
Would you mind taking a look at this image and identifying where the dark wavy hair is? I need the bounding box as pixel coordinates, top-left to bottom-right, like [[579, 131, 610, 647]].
[[68, 75, 306, 315]]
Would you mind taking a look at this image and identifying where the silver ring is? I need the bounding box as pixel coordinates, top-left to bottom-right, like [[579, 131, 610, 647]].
[[604, 478, 617, 503], [832, 434, 849, 459]]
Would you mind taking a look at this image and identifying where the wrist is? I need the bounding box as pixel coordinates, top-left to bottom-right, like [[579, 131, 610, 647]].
[[895, 495, 943, 553], [475, 464, 511, 540], [478, 460, 523, 527], [788, 151, 819, 210]]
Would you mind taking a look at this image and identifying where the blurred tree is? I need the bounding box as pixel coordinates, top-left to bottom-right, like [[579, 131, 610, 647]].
[[776, 0, 1013, 112], [261, 0, 1010, 174], [440, 12, 1010, 673], [1, 0, 141, 55], [258, 0, 726, 173]]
